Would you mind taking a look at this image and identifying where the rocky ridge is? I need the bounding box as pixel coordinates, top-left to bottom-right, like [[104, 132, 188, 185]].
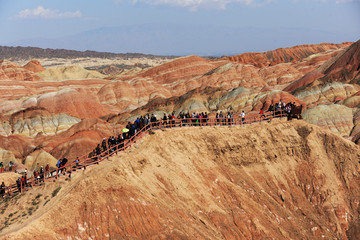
[[224, 42, 352, 67], [0, 121, 359, 239]]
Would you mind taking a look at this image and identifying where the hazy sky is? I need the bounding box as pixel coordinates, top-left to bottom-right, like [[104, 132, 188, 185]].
[[0, 0, 359, 55]]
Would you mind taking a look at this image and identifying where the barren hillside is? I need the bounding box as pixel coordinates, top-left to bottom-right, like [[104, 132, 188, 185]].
[[0, 41, 358, 174], [0, 120, 359, 239]]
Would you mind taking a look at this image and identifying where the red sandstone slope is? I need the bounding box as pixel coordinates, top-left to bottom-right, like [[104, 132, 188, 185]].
[[23, 60, 45, 73], [0, 60, 42, 81], [224, 42, 352, 68], [0, 121, 359, 239], [36, 89, 112, 119], [284, 40, 360, 93], [98, 56, 217, 112], [98, 48, 344, 113], [322, 39, 360, 83], [127, 55, 216, 82]]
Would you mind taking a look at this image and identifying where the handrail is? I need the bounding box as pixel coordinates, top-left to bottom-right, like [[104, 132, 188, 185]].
[[1, 109, 296, 197]]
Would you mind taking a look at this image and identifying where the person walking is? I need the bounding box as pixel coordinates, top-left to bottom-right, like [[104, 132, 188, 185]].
[[241, 111, 245, 123]]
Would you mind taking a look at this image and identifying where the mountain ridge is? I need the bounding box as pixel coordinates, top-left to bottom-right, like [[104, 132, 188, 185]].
[[0, 46, 176, 61]]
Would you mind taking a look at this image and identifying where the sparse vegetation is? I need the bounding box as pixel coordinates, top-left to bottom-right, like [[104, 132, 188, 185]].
[[43, 199, 50, 206], [52, 187, 61, 197], [31, 194, 42, 206], [27, 207, 34, 215], [32, 199, 40, 206], [1, 202, 9, 214]]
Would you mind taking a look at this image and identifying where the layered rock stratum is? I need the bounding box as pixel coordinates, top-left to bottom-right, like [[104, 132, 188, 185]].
[[0, 60, 41, 82], [224, 42, 352, 67], [0, 41, 359, 238]]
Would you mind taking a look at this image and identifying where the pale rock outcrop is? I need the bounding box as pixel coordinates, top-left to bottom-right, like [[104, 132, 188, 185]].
[[340, 92, 360, 108], [302, 104, 354, 136], [37, 65, 105, 81], [5, 108, 80, 137], [294, 82, 359, 106], [0, 148, 22, 172], [0, 148, 17, 166], [0, 172, 21, 186], [24, 150, 58, 172]]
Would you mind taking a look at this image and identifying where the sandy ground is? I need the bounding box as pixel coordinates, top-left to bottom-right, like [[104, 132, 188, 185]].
[[0, 173, 21, 186]]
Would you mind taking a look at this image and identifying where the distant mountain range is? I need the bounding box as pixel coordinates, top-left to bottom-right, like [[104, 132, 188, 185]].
[[3, 23, 351, 57], [0, 45, 175, 61]]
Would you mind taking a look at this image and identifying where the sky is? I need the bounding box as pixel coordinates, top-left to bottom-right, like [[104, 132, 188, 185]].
[[0, 0, 359, 56]]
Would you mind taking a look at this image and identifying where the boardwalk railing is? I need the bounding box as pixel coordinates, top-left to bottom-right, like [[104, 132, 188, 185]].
[[1, 109, 298, 197]]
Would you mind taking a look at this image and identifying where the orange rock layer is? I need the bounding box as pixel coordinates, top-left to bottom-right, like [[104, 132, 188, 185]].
[[224, 42, 352, 67]]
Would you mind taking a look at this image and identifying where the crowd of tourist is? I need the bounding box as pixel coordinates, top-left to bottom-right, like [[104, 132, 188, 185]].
[[0, 101, 300, 198]]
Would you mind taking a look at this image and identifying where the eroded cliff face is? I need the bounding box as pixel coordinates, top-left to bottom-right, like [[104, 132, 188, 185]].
[[1, 121, 359, 240], [0, 41, 358, 182]]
